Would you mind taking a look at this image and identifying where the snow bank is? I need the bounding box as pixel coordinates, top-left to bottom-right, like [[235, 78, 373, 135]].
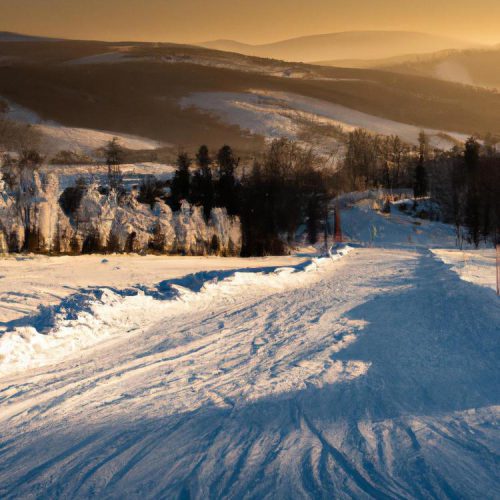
[[432, 248, 498, 291], [0, 253, 307, 324], [0, 246, 353, 375]]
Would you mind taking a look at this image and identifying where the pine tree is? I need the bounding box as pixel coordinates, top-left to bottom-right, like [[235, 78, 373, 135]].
[[306, 195, 320, 244], [418, 130, 430, 161], [464, 137, 481, 247], [170, 152, 191, 211], [216, 145, 239, 215], [464, 136, 480, 171], [138, 175, 165, 209], [104, 138, 124, 194], [191, 145, 214, 220], [413, 153, 428, 198]]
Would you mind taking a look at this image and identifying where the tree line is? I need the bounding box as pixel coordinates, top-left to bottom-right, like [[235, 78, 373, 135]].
[[134, 140, 334, 256], [427, 138, 500, 247], [3, 129, 499, 256], [337, 128, 499, 246]]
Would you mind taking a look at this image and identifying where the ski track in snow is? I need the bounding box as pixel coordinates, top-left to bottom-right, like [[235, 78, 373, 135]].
[[0, 242, 499, 498], [0, 249, 351, 376]]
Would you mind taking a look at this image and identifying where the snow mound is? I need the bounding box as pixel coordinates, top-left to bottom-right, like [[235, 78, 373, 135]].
[[432, 248, 498, 292], [0, 246, 354, 375]]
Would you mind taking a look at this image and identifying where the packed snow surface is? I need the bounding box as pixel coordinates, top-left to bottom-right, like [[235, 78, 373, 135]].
[[0, 201, 499, 498]]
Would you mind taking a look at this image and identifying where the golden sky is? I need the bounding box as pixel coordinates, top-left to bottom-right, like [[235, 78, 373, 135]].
[[1, 0, 499, 45]]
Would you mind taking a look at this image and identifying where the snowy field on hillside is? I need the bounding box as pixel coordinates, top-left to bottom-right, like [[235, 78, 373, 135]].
[[432, 248, 498, 291], [4, 99, 163, 154], [67, 49, 348, 81], [181, 90, 468, 150], [42, 162, 176, 190], [0, 199, 499, 498]]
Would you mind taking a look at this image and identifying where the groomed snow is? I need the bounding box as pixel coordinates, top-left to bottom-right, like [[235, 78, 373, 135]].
[[1, 244, 498, 498], [0, 199, 498, 498], [0, 247, 354, 377]]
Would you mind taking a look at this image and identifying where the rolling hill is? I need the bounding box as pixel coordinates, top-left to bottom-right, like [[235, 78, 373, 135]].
[[317, 47, 500, 91], [379, 48, 500, 90], [200, 31, 477, 63], [1, 37, 499, 158], [0, 31, 60, 42]]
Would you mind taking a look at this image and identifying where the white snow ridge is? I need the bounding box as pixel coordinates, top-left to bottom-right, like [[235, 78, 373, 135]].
[[0, 247, 354, 379]]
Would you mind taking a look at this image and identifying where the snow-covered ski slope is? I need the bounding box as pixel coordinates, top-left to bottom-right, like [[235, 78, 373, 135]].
[[0, 250, 351, 375], [0, 203, 499, 499]]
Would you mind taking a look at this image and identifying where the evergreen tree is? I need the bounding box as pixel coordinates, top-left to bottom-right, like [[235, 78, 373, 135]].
[[15, 149, 43, 252], [418, 130, 430, 161], [197, 144, 211, 170], [104, 137, 124, 193], [170, 152, 191, 211], [413, 154, 428, 198], [464, 136, 480, 171], [137, 175, 165, 209], [306, 195, 320, 244], [216, 145, 239, 215], [191, 145, 214, 220], [464, 137, 481, 246]]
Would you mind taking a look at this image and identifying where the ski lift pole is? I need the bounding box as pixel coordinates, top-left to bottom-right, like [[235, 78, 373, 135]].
[[334, 204, 343, 244], [496, 243, 500, 296]]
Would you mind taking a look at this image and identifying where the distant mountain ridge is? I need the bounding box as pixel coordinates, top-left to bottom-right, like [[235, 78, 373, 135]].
[[0, 31, 60, 42], [379, 47, 500, 90], [199, 30, 479, 63]]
